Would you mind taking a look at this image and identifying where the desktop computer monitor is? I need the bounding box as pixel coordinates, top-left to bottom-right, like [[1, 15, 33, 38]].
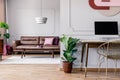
[[95, 21, 119, 38]]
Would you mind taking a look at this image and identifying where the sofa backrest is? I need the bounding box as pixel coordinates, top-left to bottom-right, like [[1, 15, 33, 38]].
[[21, 36, 39, 45], [20, 36, 59, 45]]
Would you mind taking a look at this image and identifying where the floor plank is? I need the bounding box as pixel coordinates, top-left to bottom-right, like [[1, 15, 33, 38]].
[[0, 64, 119, 80]]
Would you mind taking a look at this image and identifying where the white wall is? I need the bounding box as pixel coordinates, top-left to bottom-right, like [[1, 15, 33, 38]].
[[6, 0, 120, 68], [60, 0, 120, 68], [6, 0, 60, 45]]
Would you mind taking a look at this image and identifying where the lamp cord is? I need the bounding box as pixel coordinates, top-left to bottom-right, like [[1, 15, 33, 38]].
[[41, 0, 42, 17]]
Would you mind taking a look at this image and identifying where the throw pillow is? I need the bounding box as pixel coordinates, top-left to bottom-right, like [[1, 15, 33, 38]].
[[53, 37, 59, 45], [44, 38, 54, 45]]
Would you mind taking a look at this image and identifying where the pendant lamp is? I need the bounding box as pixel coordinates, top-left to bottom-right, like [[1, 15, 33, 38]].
[[35, 0, 47, 24]]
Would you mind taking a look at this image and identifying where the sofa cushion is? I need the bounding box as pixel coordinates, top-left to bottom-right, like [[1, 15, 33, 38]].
[[21, 36, 39, 45], [44, 38, 54, 45], [16, 45, 38, 49], [17, 45, 37, 49], [39, 37, 45, 45], [43, 45, 60, 49]]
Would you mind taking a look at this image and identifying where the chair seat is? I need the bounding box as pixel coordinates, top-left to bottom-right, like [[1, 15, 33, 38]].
[[107, 54, 120, 59]]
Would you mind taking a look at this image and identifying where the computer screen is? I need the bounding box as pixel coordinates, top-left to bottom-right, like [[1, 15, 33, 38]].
[[95, 21, 118, 35]]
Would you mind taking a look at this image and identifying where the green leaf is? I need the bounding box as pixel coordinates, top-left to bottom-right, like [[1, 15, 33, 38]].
[[71, 49, 77, 55], [68, 38, 79, 51], [4, 33, 10, 39], [60, 34, 69, 50], [60, 34, 79, 62], [0, 22, 9, 29], [63, 52, 68, 62], [61, 57, 66, 61], [67, 56, 76, 62]]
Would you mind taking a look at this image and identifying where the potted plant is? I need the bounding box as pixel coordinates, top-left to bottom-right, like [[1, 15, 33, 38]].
[[0, 22, 10, 39], [0, 22, 11, 55], [60, 34, 79, 73]]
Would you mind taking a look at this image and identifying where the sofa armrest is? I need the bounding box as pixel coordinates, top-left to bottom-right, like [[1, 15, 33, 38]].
[[12, 40, 21, 50]]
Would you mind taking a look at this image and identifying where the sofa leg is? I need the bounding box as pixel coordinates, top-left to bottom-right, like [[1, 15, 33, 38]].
[[14, 52, 17, 55], [12, 52, 14, 55], [51, 50, 54, 58], [21, 52, 23, 58], [23, 51, 25, 57]]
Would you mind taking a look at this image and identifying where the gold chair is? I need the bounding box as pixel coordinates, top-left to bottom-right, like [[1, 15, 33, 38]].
[[97, 39, 120, 77]]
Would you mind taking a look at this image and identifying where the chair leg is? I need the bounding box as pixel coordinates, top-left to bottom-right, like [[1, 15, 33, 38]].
[[98, 55, 101, 75], [85, 67, 87, 77], [106, 57, 108, 78]]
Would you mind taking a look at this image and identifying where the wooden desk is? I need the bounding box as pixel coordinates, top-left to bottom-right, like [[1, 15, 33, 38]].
[[81, 40, 106, 74]]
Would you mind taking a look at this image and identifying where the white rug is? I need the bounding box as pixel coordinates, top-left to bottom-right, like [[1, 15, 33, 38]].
[[0, 55, 60, 64]]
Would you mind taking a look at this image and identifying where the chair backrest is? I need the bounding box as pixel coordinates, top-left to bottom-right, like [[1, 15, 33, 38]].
[[97, 39, 120, 59]]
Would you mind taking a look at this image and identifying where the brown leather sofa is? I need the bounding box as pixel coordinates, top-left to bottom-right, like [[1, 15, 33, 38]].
[[12, 36, 60, 58]]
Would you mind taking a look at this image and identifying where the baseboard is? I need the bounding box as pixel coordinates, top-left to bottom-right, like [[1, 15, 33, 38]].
[[60, 68, 120, 72]]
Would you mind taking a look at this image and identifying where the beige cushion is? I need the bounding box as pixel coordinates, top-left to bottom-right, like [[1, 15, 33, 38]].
[[16, 45, 38, 49], [43, 45, 60, 49]]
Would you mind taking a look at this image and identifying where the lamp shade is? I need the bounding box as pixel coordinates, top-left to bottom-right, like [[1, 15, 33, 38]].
[[35, 17, 47, 24]]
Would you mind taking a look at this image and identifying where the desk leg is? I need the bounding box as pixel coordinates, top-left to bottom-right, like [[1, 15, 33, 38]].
[[85, 43, 89, 77], [81, 43, 85, 71]]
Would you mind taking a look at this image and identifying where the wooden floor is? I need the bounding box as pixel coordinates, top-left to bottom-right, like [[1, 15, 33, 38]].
[[0, 64, 119, 80]]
